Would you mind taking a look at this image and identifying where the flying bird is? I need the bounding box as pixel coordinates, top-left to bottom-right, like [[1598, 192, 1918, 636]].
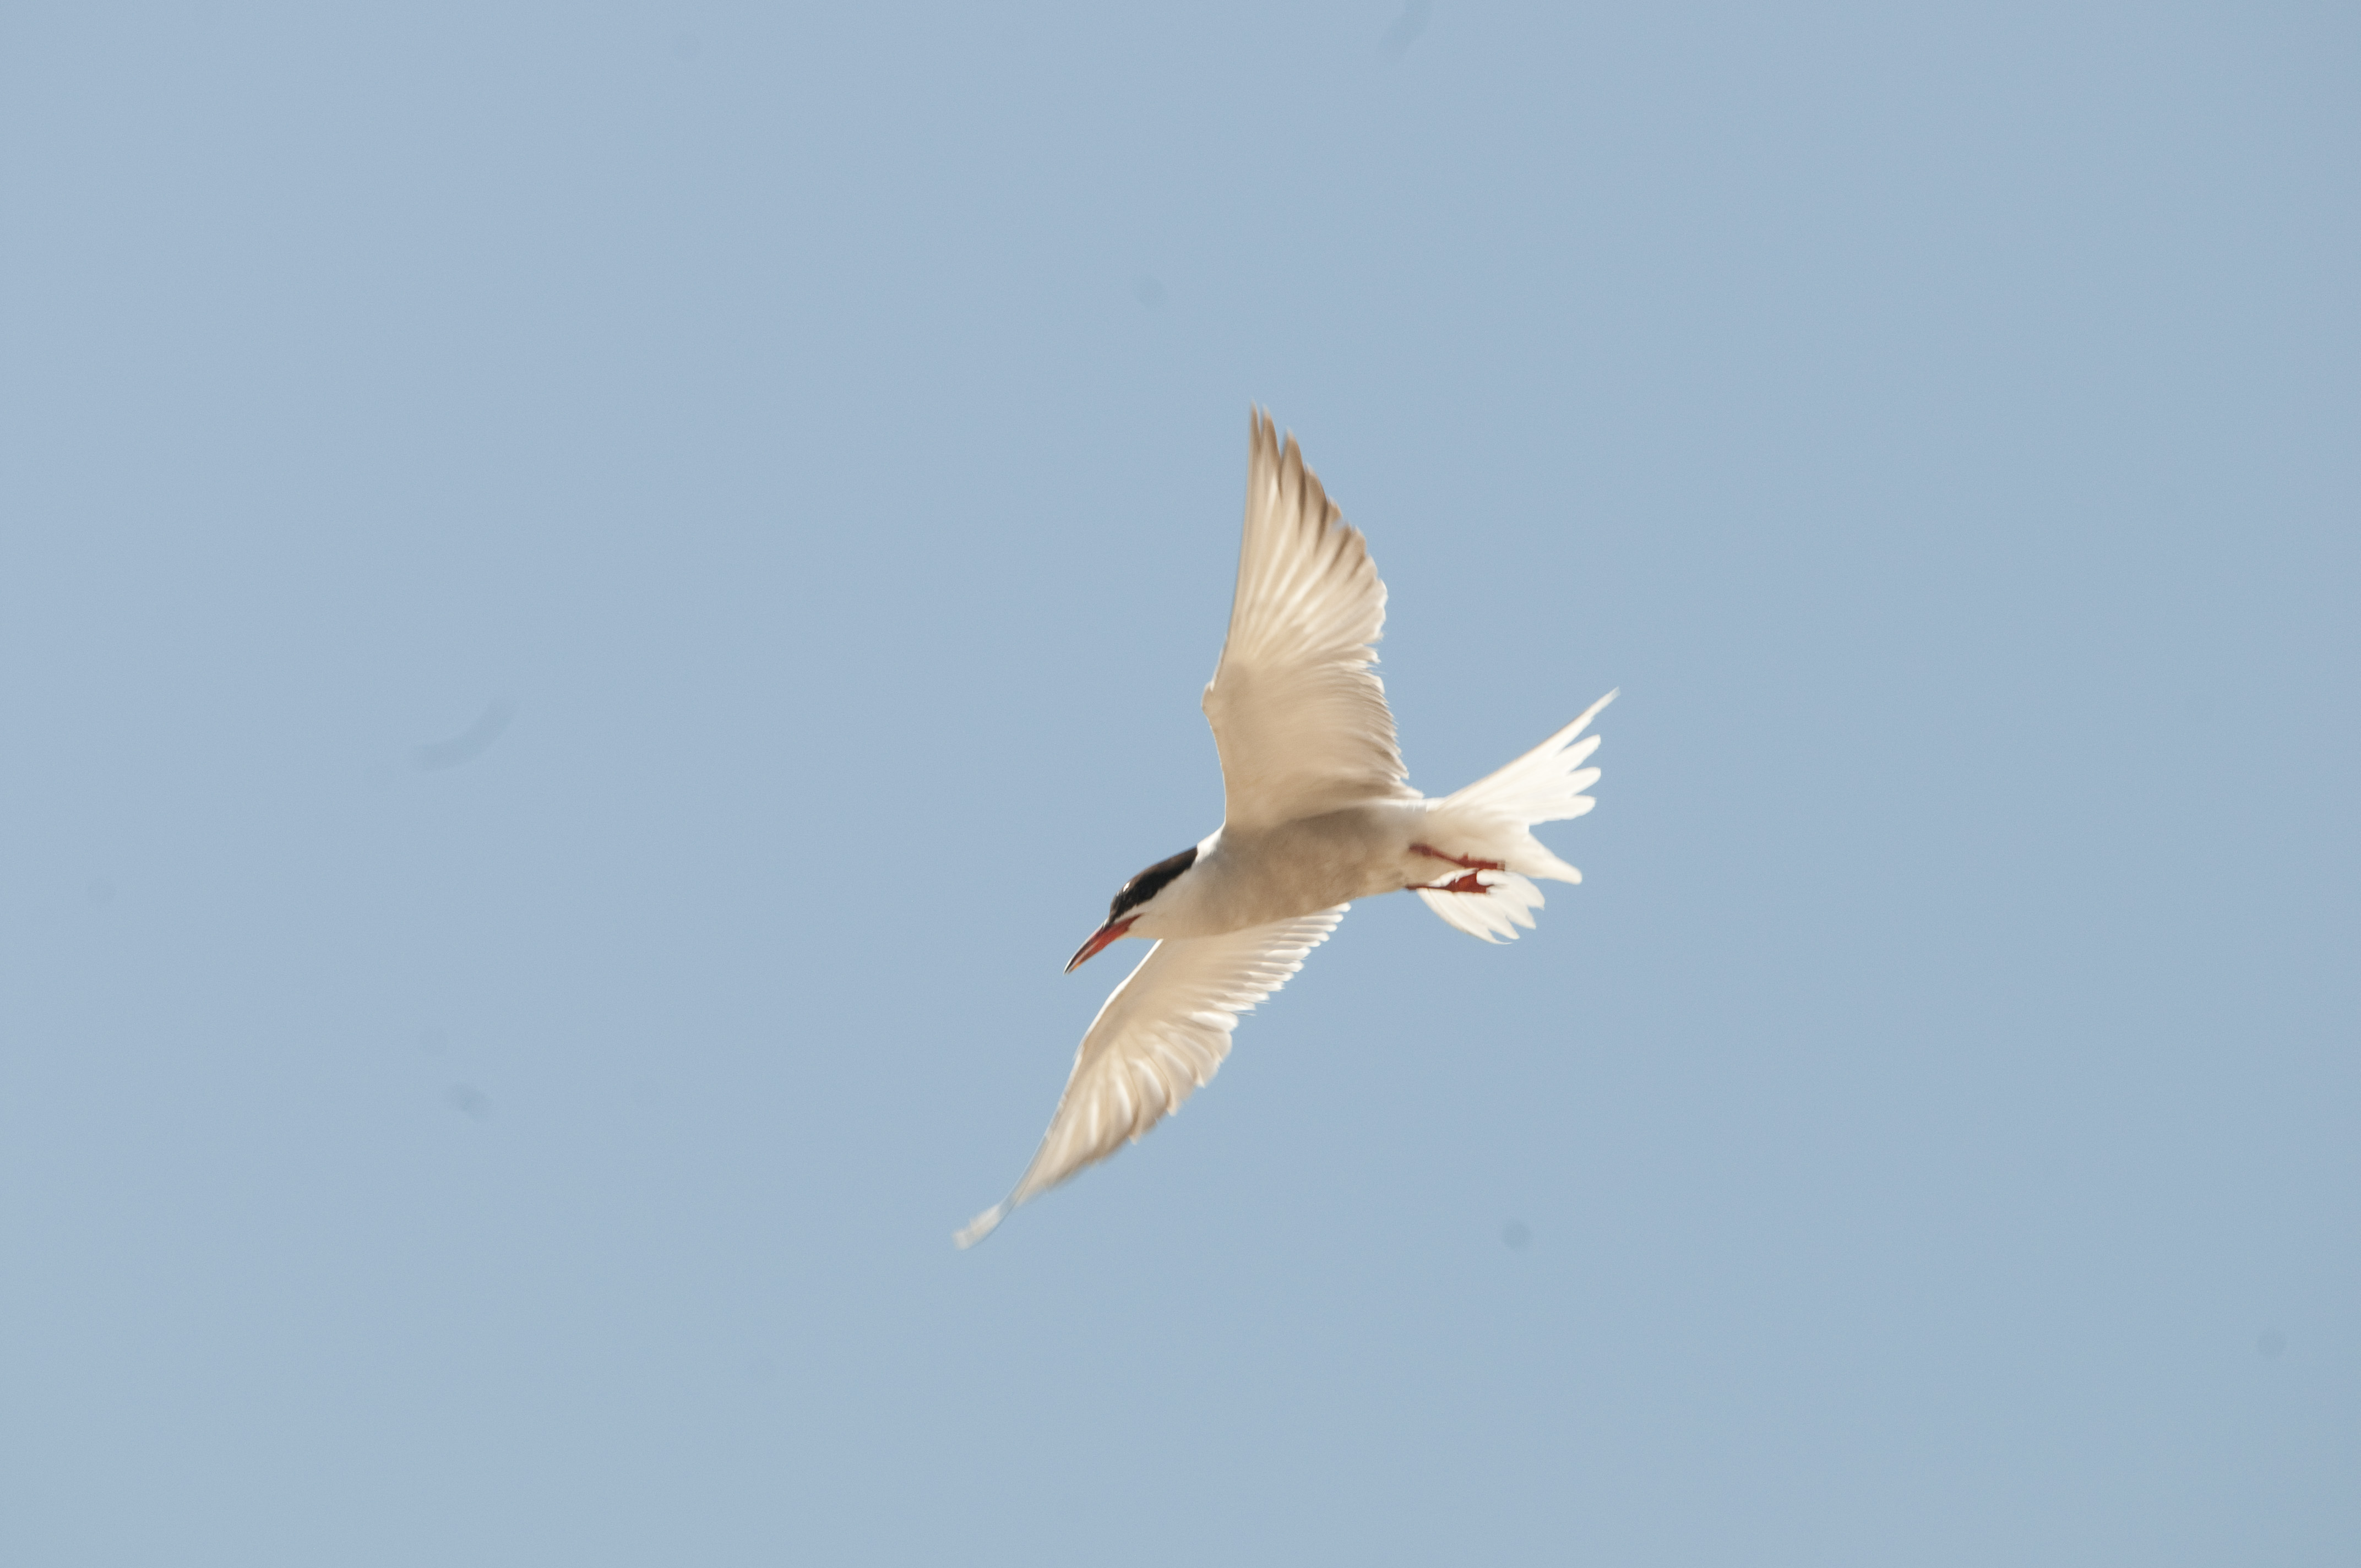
[[956, 411, 1614, 1247]]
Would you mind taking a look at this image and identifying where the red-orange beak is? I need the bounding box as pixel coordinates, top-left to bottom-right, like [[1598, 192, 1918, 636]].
[[1065, 916, 1137, 973]]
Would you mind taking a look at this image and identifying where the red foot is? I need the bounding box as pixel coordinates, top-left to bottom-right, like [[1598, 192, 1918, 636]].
[[1411, 843, 1505, 872], [1424, 871, 1490, 895]]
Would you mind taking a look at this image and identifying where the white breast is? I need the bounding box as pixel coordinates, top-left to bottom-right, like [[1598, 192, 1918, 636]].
[[1138, 803, 1428, 939]]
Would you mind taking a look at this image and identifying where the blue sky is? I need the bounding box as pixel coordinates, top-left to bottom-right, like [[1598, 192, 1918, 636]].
[[3, 3, 2355, 1563]]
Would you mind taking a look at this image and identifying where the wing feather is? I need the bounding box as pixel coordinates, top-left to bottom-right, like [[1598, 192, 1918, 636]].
[[1202, 410, 1417, 829], [955, 907, 1347, 1246]]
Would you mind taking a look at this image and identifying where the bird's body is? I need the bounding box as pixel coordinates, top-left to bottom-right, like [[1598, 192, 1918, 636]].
[[1137, 808, 1425, 938], [1129, 795, 1583, 940], [956, 410, 1614, 1247]]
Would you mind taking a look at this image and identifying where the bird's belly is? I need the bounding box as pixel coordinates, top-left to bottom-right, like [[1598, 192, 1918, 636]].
[[1182, 807, 1424, 934]]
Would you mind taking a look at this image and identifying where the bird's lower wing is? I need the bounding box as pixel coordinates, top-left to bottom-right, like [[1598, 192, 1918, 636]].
[[955, 906, 1348, 1248]]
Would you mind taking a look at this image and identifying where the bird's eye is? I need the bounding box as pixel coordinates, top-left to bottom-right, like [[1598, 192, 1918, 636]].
[[1109, 845, 1199, 920]]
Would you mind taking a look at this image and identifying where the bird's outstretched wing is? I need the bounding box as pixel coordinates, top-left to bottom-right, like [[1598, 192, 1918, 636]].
[[1202, 410, 1418, 830], [955, 907, 1347, 1248]]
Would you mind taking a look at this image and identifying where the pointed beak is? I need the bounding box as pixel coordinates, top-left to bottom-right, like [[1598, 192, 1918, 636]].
[[1065, 916, 1137, 973]]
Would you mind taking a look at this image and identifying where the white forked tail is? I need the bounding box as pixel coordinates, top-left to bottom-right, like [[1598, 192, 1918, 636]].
[[1416, 689, 1615, 943]]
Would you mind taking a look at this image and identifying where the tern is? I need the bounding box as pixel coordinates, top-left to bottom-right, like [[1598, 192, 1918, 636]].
[[956, 410, 1614, 1248]]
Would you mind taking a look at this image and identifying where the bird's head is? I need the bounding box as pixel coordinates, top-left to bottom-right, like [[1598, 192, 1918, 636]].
[[1066, 845, 1200, 972]]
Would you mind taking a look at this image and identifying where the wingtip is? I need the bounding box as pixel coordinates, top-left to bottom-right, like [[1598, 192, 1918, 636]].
[[953, 1204, 1007, 1250], [1568, 688, 1618, 739]]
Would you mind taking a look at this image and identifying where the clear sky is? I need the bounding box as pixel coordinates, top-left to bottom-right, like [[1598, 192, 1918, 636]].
[[3, 3, 2354, 1563]]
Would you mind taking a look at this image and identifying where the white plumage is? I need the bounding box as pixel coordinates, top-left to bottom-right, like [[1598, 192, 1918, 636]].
[[957, 410, 1614, 1246], [1203, 421, 1418, 830], [954, 909, 1345, 1249]]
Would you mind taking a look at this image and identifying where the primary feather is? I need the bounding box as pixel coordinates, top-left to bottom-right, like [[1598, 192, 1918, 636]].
[[956, 907, 1347, 1247], [1203, 412, 1419, 830]]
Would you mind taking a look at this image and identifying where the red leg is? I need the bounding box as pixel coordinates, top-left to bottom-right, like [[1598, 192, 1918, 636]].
[[1421, 870, 1490, 895], [1411, 842, 1505, 873]]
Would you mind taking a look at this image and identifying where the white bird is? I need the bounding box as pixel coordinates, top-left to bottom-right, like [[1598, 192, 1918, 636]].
[[956, 410, 1614, 1248]]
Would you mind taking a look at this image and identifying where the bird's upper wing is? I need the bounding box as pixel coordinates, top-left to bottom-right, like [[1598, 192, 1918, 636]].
[[954, 906, 1347, 1248], [1201, 410, 1418, 830]]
